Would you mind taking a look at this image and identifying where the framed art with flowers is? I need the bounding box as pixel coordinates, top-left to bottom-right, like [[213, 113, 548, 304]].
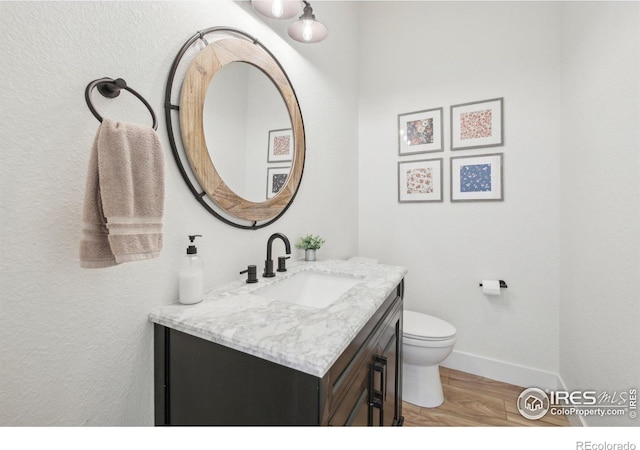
[[267, 128, 293, 163], [451, 153, 503, 202], [398, 107, 443, 156], [451, 98, 503, 150], [266, 166, 290, 199], [398, 158, 443, 203]]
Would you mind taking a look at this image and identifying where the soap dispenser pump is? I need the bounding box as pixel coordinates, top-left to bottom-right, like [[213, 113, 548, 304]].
[[179, 235, 203, 305]]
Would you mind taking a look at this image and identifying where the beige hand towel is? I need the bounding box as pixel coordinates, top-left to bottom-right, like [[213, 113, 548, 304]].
[[80, 118, 165, 268]]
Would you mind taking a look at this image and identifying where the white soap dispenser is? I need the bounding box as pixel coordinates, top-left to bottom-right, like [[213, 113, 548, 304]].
[[179, 235, 203, 305]]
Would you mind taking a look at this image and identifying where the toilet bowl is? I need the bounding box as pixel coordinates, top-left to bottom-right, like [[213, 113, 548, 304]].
[[402, 310, 456, 408]]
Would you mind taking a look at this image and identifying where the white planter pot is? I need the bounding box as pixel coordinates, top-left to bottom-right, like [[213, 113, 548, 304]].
[[305, 249, 316, 261]]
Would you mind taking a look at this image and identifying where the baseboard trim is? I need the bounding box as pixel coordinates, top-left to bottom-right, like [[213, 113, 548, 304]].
[[441, 350, 584, 427], [441, 350, 561, 391], [556, 373, 587, 427]]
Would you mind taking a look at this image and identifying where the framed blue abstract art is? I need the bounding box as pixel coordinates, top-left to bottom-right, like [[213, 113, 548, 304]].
[[450, 153, 503, 202]]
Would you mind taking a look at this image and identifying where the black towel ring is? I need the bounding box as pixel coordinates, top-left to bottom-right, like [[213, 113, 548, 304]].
[[85, 77, 158, 130]]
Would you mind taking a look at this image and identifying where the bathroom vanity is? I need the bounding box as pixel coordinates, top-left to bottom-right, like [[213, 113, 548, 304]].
[[155, 28, 406, 425], [149, 260, 407, 426]]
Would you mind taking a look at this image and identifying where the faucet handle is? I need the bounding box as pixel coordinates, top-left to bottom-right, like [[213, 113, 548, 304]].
[[277, 256, 290, 273], [240, 265, 258, 283]]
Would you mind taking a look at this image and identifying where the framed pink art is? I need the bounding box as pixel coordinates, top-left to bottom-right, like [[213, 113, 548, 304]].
[[398, 158, 443, 203], [267, 128, 293, 163], [450, 98, 503, 151]]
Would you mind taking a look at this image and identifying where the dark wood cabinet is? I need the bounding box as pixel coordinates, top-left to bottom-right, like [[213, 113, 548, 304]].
[[154, 281, 403, 426]]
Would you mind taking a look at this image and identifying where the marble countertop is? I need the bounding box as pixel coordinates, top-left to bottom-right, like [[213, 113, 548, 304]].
[[148, 259, 407, 377]]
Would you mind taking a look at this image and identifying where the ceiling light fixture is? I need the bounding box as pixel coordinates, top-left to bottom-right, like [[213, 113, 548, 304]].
[[287, 1, 328, 43], [251, 0, 301, 20]]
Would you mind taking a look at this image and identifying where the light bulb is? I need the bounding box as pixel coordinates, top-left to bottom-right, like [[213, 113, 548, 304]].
[[271, 0, 284, 18], [252, 0, 300, 20], [302, 20, 314, 42], [287, 2, 328, 43]]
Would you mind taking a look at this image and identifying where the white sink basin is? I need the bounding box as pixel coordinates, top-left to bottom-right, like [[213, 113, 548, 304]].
[[255, 271, 361, 309]]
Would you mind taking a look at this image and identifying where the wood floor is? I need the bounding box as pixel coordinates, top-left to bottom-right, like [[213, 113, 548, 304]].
[[402, 367, 571, 427]]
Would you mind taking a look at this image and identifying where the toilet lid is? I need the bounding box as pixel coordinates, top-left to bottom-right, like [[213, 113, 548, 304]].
[[403, 310, 456, 340]]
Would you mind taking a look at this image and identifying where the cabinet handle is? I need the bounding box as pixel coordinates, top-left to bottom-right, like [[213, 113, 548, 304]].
[[374, 355, 387, 402], [369, 355, 387, 426]]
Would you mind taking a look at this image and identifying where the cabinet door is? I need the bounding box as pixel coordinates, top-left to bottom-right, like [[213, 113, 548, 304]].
[[370, 306, 402, 426], [381, 326, 398, 426], [328, 362, 371, 426], [331, 385, 370, 426]]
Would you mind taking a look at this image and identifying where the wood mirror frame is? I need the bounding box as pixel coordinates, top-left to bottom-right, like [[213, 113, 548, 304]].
[[169, 29, 305, 227]]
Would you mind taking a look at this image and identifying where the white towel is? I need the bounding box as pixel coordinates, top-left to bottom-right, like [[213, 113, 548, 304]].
[[80, 118, 165, 268]]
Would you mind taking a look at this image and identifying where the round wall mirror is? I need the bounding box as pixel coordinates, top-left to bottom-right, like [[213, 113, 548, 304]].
[[165, 28, 305, 229]]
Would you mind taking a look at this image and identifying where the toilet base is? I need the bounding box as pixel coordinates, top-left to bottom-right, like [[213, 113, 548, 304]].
[[402, 362, 444, 408]]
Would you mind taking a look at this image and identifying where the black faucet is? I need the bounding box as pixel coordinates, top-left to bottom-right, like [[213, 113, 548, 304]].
[[264, 232, 291, 278]]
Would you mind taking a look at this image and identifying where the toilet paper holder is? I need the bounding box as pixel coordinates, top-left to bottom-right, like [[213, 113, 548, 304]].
[[479, 280, 508, 288]]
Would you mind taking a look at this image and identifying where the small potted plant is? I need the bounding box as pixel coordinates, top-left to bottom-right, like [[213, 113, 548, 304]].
[[295, 234, 325, 261]]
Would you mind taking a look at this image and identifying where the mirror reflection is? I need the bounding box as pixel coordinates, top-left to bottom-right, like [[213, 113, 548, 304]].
[[203, 62, 292, 203]]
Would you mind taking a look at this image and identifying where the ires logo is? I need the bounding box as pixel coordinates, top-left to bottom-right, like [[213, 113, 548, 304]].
[[549, 390, 598, 405], [517, 388, 550, 420], [518, 388, 638, 420], [550, 390, 633, 406]]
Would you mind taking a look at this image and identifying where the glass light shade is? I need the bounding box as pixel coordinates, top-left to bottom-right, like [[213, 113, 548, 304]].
[[287, 18, 328, 43], [252, 0, 301, 20]]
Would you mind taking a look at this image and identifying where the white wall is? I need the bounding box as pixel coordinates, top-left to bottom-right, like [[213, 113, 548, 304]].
[[559, 1, 640, 427], [358, 1, 640, 426], [0, 0, 360, 425], [358, 1, 562, 375]]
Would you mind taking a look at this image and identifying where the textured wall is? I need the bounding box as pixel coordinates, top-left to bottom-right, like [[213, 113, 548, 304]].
[[559, 1, 640, 426], [0, 1, 360, 425]]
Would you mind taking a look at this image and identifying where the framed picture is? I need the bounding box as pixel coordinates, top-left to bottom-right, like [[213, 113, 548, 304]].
[[266, 166, 290, 199], [398, 107, 443, 155], [398, 158, 443, 203], [450, 153, 503, 202], [267, 128, 293, 163], [451, 98, 503, 150]]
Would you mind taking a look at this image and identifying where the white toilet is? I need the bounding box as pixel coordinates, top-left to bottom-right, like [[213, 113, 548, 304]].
[[403, 310, 457, 408]]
